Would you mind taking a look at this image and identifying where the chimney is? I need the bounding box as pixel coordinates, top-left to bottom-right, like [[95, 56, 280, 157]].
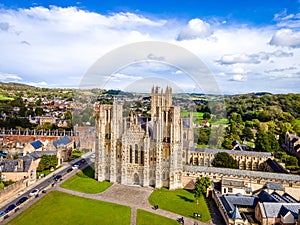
[[17, 159, 23, 171]]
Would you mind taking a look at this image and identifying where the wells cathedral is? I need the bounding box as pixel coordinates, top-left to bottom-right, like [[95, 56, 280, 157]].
[[94, 86, 193, 190]]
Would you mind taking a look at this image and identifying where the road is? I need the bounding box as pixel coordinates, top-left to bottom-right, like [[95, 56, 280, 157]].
[[0, 152, 93, 222]]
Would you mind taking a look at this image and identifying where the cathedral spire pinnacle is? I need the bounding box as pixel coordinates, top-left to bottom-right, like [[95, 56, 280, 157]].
[[130, 110, 134, 124], [146, 118, 149, 136]]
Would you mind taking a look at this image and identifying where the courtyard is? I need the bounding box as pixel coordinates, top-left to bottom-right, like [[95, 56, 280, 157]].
[[6, 166, 213, 225]]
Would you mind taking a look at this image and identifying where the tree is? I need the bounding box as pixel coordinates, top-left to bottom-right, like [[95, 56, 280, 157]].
[[35, 107, 43, 116], [37, 155, 58, 171], [194, 177, 211, 204], [203, 112, 211, 120], [64, 110, 72, 120], [211, 152, 239, 169], [254, 129, 271, 152], [242, 127, 254, 141]]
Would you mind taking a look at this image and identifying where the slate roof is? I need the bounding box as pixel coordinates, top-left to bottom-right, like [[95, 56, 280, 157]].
[[53, 136, 72, 148], [192, 147, 272, 157], [222, 179, 245, 187], [0, 158, 32, 172], [265, 182, 284, 191], [260, 202, 300, 219], [231, 207, 242, 219], [28, 151, 57, 160], [184, 165, 300, 182], [219, 194, 258, 219], [266, 159, 287, 173], [258, 190, 278, 203], [282, 193, 299, 203], [30, 140, 43, 149]]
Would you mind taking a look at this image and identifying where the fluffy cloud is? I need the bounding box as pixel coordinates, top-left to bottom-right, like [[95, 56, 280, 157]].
[[177, 18, 213, 41], [270, 29, 300, 48], [217, 50, 293, 65], [0, 6, 299, 94], [0, 72, 22, 81], [229, 74, 246, 82]]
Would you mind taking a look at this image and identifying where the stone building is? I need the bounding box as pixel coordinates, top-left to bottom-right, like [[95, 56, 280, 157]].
[[285, 132, 300, 155], [189, 148, 273, 171], [94, 87, 191, 189]]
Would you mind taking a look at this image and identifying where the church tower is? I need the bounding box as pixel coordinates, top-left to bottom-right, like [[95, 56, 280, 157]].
[[95, 86, 183, 189]]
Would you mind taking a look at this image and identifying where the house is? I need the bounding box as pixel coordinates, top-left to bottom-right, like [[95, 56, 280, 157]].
[[0, 157, 40, 185], [221, 179, 252, 195], [213, 191, 259, 225], [52, 136, 73, 164], [23, 140, 44, 154], [255, 190, 300, 225], [285, 132, 300, 155]]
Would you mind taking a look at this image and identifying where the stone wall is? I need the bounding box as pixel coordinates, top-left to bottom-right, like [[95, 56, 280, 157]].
[[0, 178, 28, 203]]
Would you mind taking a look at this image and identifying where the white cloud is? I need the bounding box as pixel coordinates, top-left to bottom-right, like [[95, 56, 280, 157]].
[[26, 81, 48, 87], [0, 6, 299, 94], [270, 29, 300, 48], [177, 18, 213, 41], [110, 73, 143, 82], [0, 72, 22, 81], [229, 74, 246, 82], [217, 50, 293, 64]]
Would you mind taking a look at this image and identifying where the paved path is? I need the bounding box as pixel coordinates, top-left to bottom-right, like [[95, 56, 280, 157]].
[[55, 184, 213, 225]]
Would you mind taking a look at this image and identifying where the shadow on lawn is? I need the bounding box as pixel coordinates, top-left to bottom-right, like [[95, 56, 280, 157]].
[[177, 195, 194, 202], [77, 166, 95, 178]]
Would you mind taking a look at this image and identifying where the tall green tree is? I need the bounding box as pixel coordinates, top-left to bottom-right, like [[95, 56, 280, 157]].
[[254, 129, 271, 152], [211, 152, 239, 169], [194, 177, 211, 204]]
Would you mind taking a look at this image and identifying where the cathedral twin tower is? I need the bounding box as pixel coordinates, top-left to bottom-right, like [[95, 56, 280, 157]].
[[94, 86, 188, 189]]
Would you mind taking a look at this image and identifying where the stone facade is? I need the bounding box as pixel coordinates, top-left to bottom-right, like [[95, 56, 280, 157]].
[[189, 148, 273, 171], [95, 87, 187, 189]]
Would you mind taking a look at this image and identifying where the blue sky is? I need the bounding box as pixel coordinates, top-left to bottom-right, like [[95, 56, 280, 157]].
[[0, 1, 300, 94]]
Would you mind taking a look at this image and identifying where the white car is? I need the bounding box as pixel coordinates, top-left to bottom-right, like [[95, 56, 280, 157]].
[[29, 188, 39, 197], [90, 153, 95, 159]]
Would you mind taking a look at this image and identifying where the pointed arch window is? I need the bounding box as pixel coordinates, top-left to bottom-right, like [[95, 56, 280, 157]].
[[141, 146, 144, 165], [130, 145, 132, 163], [135, 144, 138, 164]]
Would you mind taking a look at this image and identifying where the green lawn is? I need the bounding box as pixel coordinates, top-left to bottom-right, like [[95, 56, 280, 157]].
[[149, 188, 211, 222], [8, 191, 131, 225], [61, 166, 112, 194], [136, 209, 178, 225], [0, 93, 14, 101]]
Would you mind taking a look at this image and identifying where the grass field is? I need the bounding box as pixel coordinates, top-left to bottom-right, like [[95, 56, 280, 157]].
[[149, 188, 211, 222], [0, 93, 14, 101], [136, 209, 178, 225], [8, 191, 131, 225], [61, 166, 112, 194]]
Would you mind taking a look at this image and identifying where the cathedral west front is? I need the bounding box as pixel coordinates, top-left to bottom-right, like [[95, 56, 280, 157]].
[[94, 86, 193, 190]]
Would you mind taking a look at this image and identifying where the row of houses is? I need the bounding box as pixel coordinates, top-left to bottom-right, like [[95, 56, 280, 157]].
[[213, 179, 300, 225], [0, 135, 74, 185]]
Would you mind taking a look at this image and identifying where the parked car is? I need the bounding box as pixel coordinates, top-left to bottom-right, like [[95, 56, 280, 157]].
[[0, 211, 5, 217], [80, 158, 86, 163], [29, 189, 39, 197], [16, 196, 28, 206], [90, 153, 95, 159], [72, 162, 80, 169], [53, 174, 62, 181], [5, 204, 16, 213], [67, 167, 73, 173]]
